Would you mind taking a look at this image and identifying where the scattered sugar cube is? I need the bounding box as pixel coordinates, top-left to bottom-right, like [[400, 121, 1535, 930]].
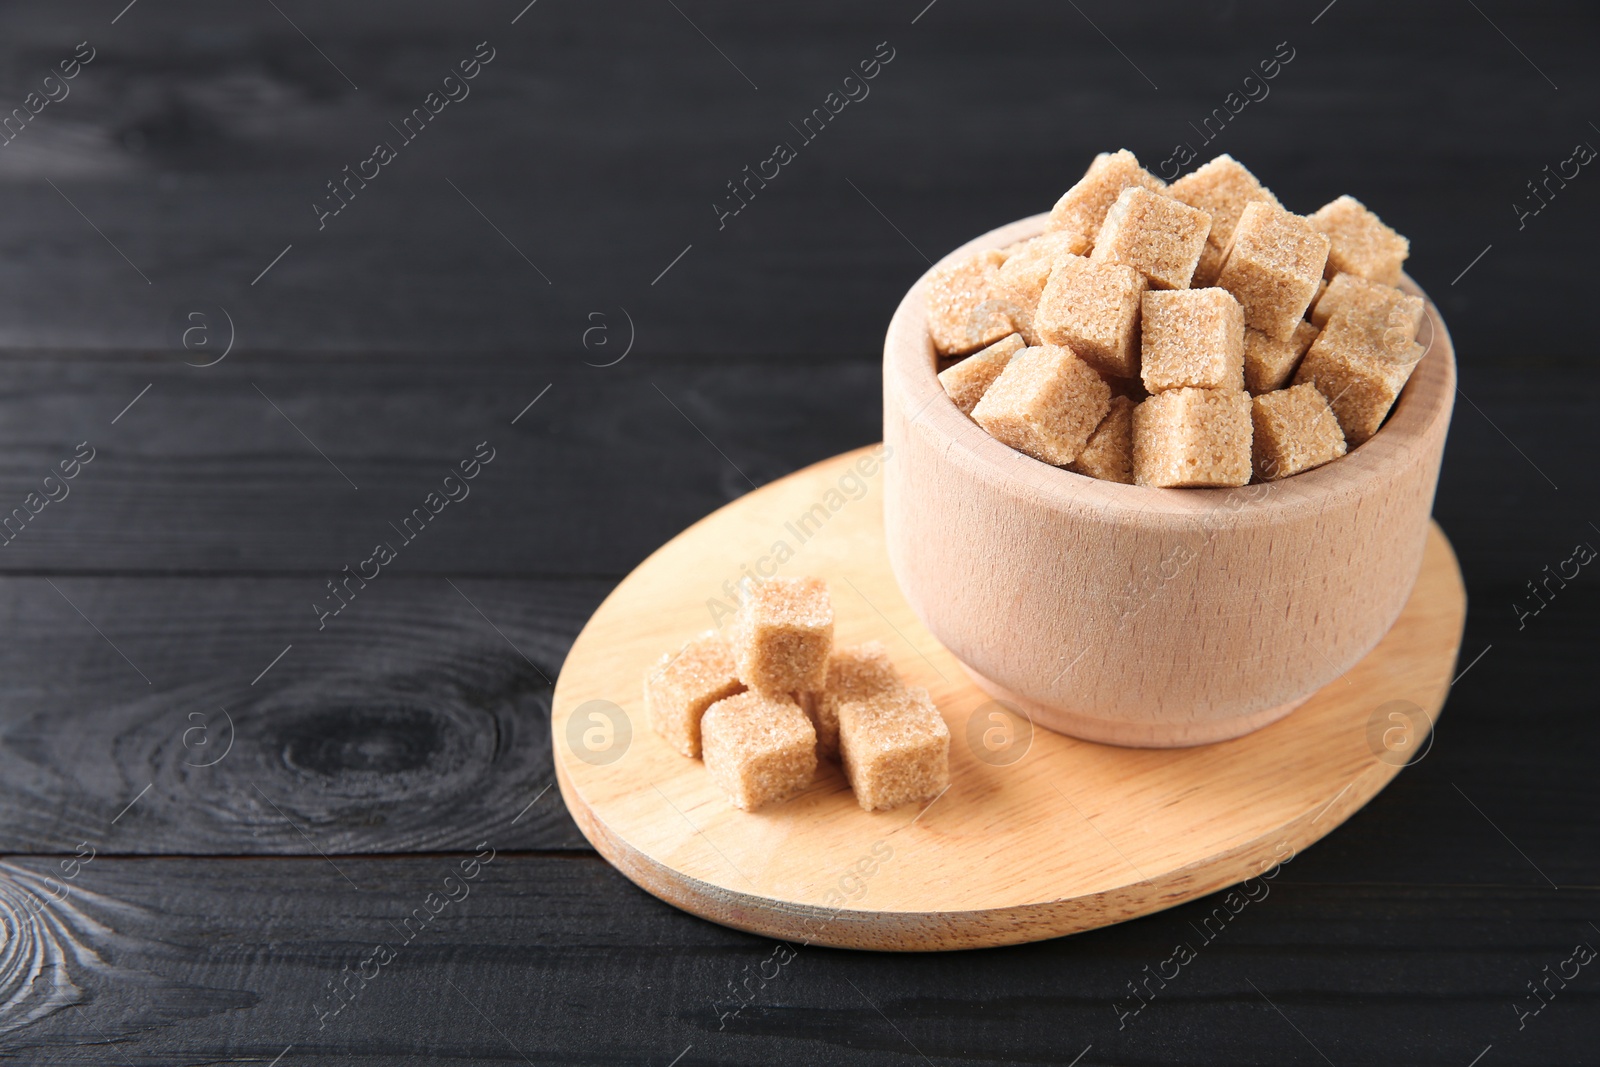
[[731, 577, 833, 696], [1140, 288, 1245, 392], [1244, 320, 1320, 395], [1046, 149, 1166, 248], [1168, 154, 1283, 287], [644, 631, 746, 758], [1307, 195, 1410, 285], [1132, 387, 1252, 488], [838, 686, 950, 812], [1091, 186, 1212, 290], [971, 344, 1111, 466], [1068, 394, 1135, 483], [925, 249, 1019, 356], [1034, 255, 1148, 378], [701, 691, 817, 811], [805, 642, 901, 760], [1311, 273, 1424, 343], [1292, 317, 1422, 446], [938, 333, 1025, 416], [1251, 383, 1347, 480], [1216, 201, 1330, 341]]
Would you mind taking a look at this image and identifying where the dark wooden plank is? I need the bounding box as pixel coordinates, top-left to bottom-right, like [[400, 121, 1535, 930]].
[[0, 0, 1591, 1060], [0, 854, 1593, 1064], [0, 576, 594, 854], [0, 354, 883, 575], [0, 356, 1589, 579], [0, 568, 1593, 883], [0, 1, 1591, 362], [0, 359, 1591, 871]]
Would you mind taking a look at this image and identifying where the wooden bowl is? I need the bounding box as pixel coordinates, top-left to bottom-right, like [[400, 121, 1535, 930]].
[[882, 214, 1456, 748]]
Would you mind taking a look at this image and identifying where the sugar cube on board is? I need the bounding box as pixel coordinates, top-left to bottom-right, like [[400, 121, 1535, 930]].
[[805, 642, 901, 760], [701, 692, 817, 811], [644, 631, 746, 758], [838, 686, 950, 812], [731, 577, 833, 696]]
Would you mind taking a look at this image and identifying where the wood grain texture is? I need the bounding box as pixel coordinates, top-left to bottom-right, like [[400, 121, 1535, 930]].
[[553, 448, 1465, 949], [0, 2, 1592, 364], [0, 356, 1585, 583], [1, 854, 1593, 1066], [0, 576, 592, 854], [0, 355, 881, 575], [884, 214, 1454, 744], [0, 0, 1591, 1058]]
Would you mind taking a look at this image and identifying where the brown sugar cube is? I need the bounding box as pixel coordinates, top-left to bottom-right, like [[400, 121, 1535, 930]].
[[1034, 255, 1147, 378], [1309, 273, 1349, 327], [1307, 195, 1410, 286], [998, 231, 1093, 305], [925, 249, 1019, 357], [1311, 273, 1425, 346], [938, 333, 1025, 415], [644, 631, 746, 758], [971, 344, 1111, 466], [838, 686, 949, 812], [804, 642, 901, 760], [1046, 149, 1166, 247], [1132, 387, 1252, 488], [996, 232, 1091, 345], [1308, 277, 1328, 320], [1091, 186, 1212, 290], [1310, 273, 1366, 327], [1244, 320, 1320, 395], [1216, 201, 1330, 341], [1140, 288, 1245, 392], [731, 577, 833, 696], [701, 692, 817, 811], [1191, 243, 1227, 295], [1068, 395, 1135, 483], [1169, 154, 1283, 288], [1251, 383, 1347, 480], [1292, 317, 1423, 446]]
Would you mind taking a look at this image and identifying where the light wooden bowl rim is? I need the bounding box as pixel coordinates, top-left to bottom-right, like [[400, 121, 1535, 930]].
[[885, 213, 1457, 522]]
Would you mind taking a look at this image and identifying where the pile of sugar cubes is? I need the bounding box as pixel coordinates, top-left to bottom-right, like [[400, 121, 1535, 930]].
[[932, 150, 1425, 486], [644, 577, 950, 813]]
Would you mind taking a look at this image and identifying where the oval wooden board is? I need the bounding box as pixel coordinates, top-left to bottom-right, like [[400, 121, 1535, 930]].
[[552, 447, 1466, 951]]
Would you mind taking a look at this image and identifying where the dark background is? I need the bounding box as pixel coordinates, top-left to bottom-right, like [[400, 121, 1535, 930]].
[[0, 1, 1595, 1064]]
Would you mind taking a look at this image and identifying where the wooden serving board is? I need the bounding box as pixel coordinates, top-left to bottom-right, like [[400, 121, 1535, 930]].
[[551, 447, 1466, 951]]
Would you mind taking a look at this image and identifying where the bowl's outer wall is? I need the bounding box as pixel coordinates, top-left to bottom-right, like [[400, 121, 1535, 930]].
[[882, 215, 1456, 744]]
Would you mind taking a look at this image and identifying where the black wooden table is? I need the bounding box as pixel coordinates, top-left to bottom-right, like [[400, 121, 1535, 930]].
[[0, 1, 1594, 1063]]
